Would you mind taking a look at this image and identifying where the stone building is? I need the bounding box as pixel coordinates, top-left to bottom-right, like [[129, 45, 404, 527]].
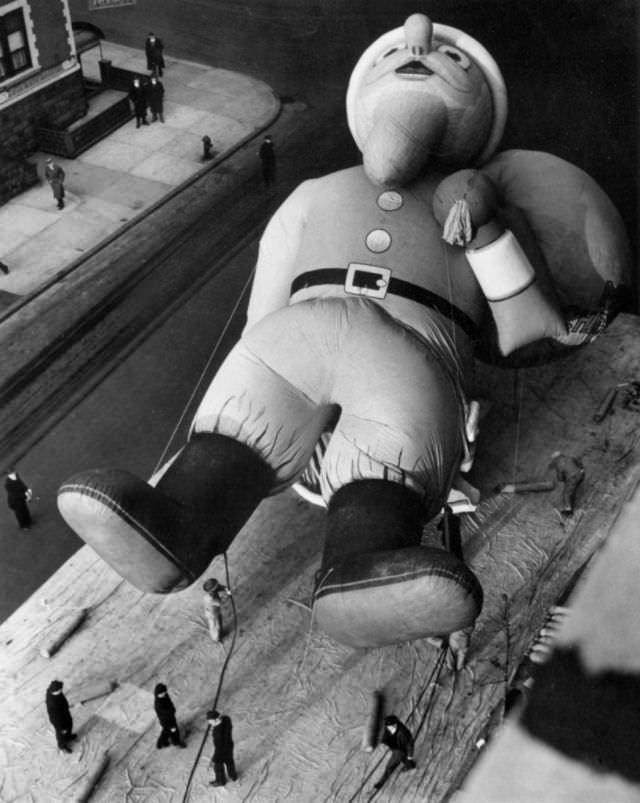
[[0, 0, 86, 204]]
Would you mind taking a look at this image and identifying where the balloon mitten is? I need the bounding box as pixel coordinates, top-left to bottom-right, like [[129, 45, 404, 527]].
[[57, 14, 630, 659]]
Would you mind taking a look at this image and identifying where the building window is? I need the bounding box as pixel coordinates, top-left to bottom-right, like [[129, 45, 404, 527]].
[[0, 8, 32, 81]]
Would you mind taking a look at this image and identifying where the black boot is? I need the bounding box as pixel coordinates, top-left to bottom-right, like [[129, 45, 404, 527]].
[[313, 481, 483, 647], [58, 434, 274, 593]]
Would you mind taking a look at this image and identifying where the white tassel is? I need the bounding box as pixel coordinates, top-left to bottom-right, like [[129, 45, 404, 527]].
[[442, 199, 473, 246]]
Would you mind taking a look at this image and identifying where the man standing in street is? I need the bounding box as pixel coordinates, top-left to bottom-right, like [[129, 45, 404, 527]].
[[44, 158, 65, 210], [5, 468, 32, 529], [145, 32, 165, 77], [373, 714, 416, 790], [207, 710, 237, 787], [258, 134, 276, 188], [202, 578, 231, 643], [46, 680, 76, 753], [154, 683, 187, 748]]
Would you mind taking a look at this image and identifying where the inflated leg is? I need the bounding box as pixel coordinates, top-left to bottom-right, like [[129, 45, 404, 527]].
[[314, 480, 483, 647], [57, 433, 273, 593]]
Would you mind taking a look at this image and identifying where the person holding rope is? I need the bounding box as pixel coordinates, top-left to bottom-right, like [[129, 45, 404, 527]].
[[202, 578, 231, 643], [207, 709, 237, 787], [373, 715, 416, 791]]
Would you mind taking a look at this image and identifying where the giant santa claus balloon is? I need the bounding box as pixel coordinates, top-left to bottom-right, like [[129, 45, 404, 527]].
[[58, 14, 630, 665]]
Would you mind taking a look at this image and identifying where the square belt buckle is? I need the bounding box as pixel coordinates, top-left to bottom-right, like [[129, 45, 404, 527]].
[[345, 263, 391, 299]]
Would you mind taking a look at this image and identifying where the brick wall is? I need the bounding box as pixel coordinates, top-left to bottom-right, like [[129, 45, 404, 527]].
[[0, 70, 86, 158]]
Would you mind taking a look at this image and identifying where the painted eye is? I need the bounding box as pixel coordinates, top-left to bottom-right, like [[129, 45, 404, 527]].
[[437, 45, 471, 70], [374, 46, 400, 66]]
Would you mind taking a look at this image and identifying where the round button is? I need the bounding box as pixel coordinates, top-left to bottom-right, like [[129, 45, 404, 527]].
[[366, 228, 392, 253], [377, 190, 403, 211]]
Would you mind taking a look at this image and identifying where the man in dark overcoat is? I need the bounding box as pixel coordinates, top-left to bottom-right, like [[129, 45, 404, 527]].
[[129, 77, 149, 128], [373, 714, 416, 790], [207, 709, 237, 786], [44, 158, 66, 210], [46, 680, 76, 752], [5, 469, 32, 529], [154, 683, 187, 748], [147, 75, 165, 123], [258, 134, 276, 188], [145, 33, 165, 76]]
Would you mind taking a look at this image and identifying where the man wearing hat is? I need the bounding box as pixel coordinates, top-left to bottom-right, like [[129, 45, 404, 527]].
[[202, 577, 231, 643], [44, 157, 65, 210], [207, 709, 237, 786], [258, 134, 276, 188], [373, 714, 416, 790], [45, 680, 76, 752], [153, 683, 187, 748], [5, 468, 32, 529]]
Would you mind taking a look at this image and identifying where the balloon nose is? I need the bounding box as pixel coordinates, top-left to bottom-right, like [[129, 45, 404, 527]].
[[404, 13, 433, 57]]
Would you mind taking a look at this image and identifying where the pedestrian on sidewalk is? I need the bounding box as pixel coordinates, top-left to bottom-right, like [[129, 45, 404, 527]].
[[5, 468, 32, 529], [46, 680, 77, 753], [154, 683, 187, 748], [145, 32, 165, 77], [44, 158, 65, 210], [207, 710, 237, 787], [201, 135, 214, 161], [129, 77, 149, 128], [373, 715, 416, 790], [202, 578, 231, 643], [258, 134, 276, 188], [148, 75, 165, 123]]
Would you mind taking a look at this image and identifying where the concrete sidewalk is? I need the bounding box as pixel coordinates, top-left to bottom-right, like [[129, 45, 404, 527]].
[[0, 42, 279, 304]]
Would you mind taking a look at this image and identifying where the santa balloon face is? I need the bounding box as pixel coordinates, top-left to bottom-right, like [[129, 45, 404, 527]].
[[347, 14, 498, 186]]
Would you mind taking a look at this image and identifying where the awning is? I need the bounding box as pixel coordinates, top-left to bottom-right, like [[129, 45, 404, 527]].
[[72, 22, 105, 55]]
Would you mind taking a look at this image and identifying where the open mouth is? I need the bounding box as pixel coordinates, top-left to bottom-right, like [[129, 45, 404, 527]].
[[395, 60, 434, 77]]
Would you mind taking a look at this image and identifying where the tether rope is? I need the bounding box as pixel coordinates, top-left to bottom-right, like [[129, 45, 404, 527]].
[[152, 267, 255, 474], [140, 261, 254, 802], [181, 554, 238, 803], [344, 646, 448, 803]]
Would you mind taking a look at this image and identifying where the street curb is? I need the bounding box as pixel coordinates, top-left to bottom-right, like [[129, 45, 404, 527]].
[[0, 89, 281, 327]]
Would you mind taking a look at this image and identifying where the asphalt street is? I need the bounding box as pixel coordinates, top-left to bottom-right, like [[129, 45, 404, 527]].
[[0, 91, 354, 624], [0, 234, 256, 622]]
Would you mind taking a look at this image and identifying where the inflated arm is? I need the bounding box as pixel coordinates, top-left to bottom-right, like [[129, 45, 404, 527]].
[[244, 179, 318, 332], [433, 169, 566, 356]]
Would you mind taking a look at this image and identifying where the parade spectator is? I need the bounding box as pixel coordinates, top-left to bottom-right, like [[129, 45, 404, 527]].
[[207, 710, 237, 786], [202, 578, 231, 643], [258, 134, 276, 188], [145, 33, 165, 77], [46, 680, 76, 753], [147, 75, 165, 123], [373, 715, 416, 790], [202, 135, 214, 161], [44, 158, 65, 210], [129, 77, 149, 128], [5, 468, 32, 529], [154, 683, 187, 748]]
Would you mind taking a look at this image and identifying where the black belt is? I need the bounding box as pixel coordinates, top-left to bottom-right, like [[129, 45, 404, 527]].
[[290, 268, 478, 341]]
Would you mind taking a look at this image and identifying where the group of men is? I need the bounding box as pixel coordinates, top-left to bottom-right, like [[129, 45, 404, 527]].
[[45, 679, 238, 787], [128, 33, 166, 128], [44, 578, 414, 791]]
